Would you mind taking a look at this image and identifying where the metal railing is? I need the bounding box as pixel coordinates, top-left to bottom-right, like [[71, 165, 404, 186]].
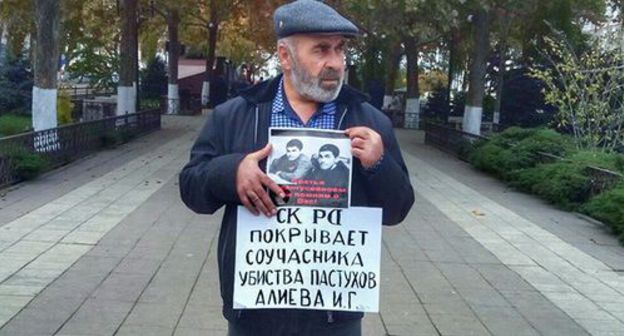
[[60, 86, 115, 100], [160, 95, 202, 115], [0, 109, 161, 188], [424, 122, 488, 161]]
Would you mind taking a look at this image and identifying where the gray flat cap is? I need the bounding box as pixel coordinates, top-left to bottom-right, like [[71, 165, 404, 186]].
[[274, 0, 359, 38]]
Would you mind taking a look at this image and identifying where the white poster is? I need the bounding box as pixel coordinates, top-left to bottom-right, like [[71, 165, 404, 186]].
[[267, 128, 352, 208], [233, 206, 382, 312]]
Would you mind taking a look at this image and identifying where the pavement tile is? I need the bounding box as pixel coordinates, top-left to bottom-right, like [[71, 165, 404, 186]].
[[116, 324, 173, 336], [470, 305, 539, 336], [113, 256, 163, 275], [123, 302, 184, 329], [384, 322, 438, 336], [361, 315, 387, 336], [176, 305, 223, 330], [0, 284, 45, 296], [174, 327, 228, 336], [57, 299, 134, 336], [473, 264, 534, 292], [90, 273, 153, 303], [428, 313, 491, 336], [22, 229, 69, 243]]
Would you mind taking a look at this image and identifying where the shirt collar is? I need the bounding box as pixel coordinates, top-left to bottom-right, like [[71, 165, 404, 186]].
[[272, 77, 336, 117]]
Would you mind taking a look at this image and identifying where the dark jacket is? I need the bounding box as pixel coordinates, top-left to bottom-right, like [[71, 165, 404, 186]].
[[179, 75, 414, 327], [268, 153, 312, 181], [305, 160, 349, 188]]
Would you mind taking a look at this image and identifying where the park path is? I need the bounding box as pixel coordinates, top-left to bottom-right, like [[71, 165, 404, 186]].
[[0, 115, 622, 336]]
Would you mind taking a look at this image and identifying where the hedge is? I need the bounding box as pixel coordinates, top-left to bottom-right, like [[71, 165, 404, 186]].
[[468, 127, 624, 243]]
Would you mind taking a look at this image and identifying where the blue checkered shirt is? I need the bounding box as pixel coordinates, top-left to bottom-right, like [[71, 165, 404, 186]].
[[271, 78, 336, 129]]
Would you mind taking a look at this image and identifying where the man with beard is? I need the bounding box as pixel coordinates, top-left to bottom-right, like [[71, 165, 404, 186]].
[[179, 1, 414, 335], [307, 143, 349, 187], [268, 138, 312, 182]]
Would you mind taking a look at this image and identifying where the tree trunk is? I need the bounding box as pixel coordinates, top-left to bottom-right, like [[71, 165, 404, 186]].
[[383, 42, 402, 110], [493, 42, 506, 126], [32, 0, 60, 132], [463, 8, 489, 135], [29, 30, 36, 64], [619, 19, 624, 53], [202, 0, 219, 106], [446, 31, 456, 122], [167, 10, 180, 114], [117, 0, 137, 115], [404, 38, 420, 129], [493, 19, 511, 126], [0, 23, 4, 59]]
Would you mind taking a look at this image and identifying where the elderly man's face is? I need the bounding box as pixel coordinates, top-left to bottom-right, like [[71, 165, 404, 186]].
[[286, 146, 301, 161], [284, 34, 347, 102], [318, 150, 337, 170]]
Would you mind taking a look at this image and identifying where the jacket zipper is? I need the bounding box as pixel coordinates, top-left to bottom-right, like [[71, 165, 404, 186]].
[[338, 107, 348, 129], [254, 106, 259, 145]]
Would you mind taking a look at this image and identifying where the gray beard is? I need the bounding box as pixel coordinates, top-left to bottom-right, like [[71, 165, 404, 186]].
[[289, 60, 343, 103]]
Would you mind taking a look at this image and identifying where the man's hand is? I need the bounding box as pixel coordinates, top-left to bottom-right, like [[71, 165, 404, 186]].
[[236, 144, 285, 216], [345, 127, 384, 169]]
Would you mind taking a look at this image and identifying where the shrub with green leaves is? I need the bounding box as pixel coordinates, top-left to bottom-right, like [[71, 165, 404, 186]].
[[467, 126, 624, 243], [582, 183, 624, 242], [0, 146, 47, 180], [531, 33, 624, 152], [470, 141, 521, 178], [488, 127, 539, 146], [100, 131, 122, 148], [469, 127, 574, 179], [140, 57, 167, 100], [509, 163, 591, 210], [139, 98, 161, 111], [0, 54, 33, 113], [567, 151, 624, 173], [0, 114, 31, 137], [57, 90, 74, 125]]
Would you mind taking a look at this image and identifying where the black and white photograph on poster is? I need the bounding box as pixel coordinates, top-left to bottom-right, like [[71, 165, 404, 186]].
[[267, 128, 352, 208]]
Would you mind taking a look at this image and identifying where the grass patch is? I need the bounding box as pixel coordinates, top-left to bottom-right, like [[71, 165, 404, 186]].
[[0, 114, 31, 137]]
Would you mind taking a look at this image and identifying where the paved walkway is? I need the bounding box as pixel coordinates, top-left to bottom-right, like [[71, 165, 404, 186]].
[[0, 115, 623, 336]]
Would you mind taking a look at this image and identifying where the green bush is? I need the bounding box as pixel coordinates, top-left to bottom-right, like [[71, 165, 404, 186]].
[[467, 126, 624, 243], [470, 142, 519, 178], [509, 163, 591, 209], [516, 128, 573, 155], [567, 151, 624, 173], [582, 183, 624, 242], [100, 131, 122, 148], [0, 147, 47, 180], [0, 53, 33, 113], [139, 98, 161, 111], [100, 128, 135, 148], [0, 114, 31, 137], [140, 57, 167, 99], [57, 91, 74, 125], [469, 127, 574, 179], [456, 138, 476, 161], [487, 126, 539, 146]]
